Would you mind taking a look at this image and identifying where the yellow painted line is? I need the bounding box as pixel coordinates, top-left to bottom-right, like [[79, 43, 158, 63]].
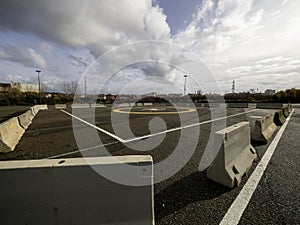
[[112, 107, 196, 115]]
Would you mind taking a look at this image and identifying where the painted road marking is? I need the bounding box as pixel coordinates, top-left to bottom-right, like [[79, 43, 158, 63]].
[[62, 109, 257, 144], [47, 141, 120, 159], [219, 109, 294, 225], [113, 106, 196, 115], [61, 110, 124, 142], [123, 109, 257, 143]]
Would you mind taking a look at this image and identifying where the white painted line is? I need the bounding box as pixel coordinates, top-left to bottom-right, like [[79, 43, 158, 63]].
[[61, 109, 125, 142], [62, 109, 257, 144], [47, 141, 120, 159], [124, 109, 258, 143], [219, 109, 294, 225]]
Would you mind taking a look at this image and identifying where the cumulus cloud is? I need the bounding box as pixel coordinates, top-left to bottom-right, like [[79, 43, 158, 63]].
[[175, 0, 300, 62], [175, 0, 263, 60], [224, 56, 300, 91], [0, 0, 170, 58], [0, 0, 299, 93], [0, 44, 47, 68], [227, 56, 300, 76]]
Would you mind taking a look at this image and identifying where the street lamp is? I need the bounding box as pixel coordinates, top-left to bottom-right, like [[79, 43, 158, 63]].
[[36, 70, 41, 102], [183, 75, 187, 96]]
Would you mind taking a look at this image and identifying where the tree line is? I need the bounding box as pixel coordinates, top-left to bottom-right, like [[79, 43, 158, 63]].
[[1, 86, 300, 106]]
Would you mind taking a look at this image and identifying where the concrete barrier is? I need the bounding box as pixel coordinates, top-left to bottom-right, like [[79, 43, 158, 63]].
[[0, 156, 154, 225], [17, 110, 34, 129], [194, 103, 202, 107], [144, 102, 153, 106], [71, 104, 90, 108], [282, 107, 290, 118], [206, 121, 257, 188], [248, 103, 257, 109], [203, 103, 221, 107], [35, 104, 48, 110], [31, 106, 39, 115], [227, 103, 248, 108], [55, 104, 67, 109], [220, 103, 227, 108], [249, 114, 277, 144], [274, 110, 286, 126], [292, 103, 300, 108], [118, 103, 131, 107], [287, 104, 292, 113], [90, 103, 106, 108], [256, 103, 283, 109], [136, 103, 144, 106], [0, 117, 25, 153], [47, 105, 55, 110]]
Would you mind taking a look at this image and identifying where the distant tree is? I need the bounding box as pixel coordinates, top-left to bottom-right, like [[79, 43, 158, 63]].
[[40, 83, 48, 92], [62, 81, 81, 95]]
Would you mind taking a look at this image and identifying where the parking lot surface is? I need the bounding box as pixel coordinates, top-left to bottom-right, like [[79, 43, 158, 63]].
[[0, 106, 299, 224]]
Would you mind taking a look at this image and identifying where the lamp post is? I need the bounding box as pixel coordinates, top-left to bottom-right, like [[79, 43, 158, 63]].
[[36, 70, 41, 103], [183, 75, 187, 96]]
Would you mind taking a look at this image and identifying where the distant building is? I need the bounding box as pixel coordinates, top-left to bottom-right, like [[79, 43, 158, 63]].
[[11, 82, 39, 93], [0, 82, 40, 94], [265, 89, 276, 95], [0, 83, 11, 93], [97, 94, 116, 102], [105, 94, 116, 102], [117, 94, 132, 101]]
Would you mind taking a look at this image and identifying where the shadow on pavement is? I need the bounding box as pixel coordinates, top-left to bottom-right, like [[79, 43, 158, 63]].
[[154, 171, 230, 220]]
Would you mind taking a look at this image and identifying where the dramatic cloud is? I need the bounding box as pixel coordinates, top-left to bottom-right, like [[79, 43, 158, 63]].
[[0, 44, 47, 68], [172, 0, 300, 92], [223, 56, 300, 91], [0, 0, 170, 58], [175, 0, 263, 60], [0, 0, 299, 93]]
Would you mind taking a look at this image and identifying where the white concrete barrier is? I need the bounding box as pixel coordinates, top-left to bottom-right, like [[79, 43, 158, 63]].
[[274, 110, 286, 126], [206, 122, 257, 188], [144, 103, 153, 106], [292, 103, 300, 108], [193, 103, 202, 107], [0, 156, 154, 225], [118, 103, 131, 107], [90, 103, 106, 108], [71, 104, 90, 108], [17, 110, 34, 129], [282, 107, 290, 118], [0, 117, 25, 153], [249, 114, 277, 144], [227, 103, 248, 108], [55, 104, 67, 109], [30, 106, 39, 115], [35, 104, 48, 110], [203, 103, 221, 107], [256, 103, 283, 109], [248, 103, 257, 109]]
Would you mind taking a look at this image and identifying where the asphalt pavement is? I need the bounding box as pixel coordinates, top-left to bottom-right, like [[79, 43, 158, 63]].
[[0, 105, 30, 123], [0, 106, 298, 224]]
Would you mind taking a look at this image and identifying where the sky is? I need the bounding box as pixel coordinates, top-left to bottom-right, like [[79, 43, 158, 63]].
[[0, 0, 299, 94]]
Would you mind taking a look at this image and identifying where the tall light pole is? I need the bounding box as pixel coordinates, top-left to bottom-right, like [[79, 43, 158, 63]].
[[84, 75, 87, 99], [36, 70, 41, 103], [183, 75, 187, 96]]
